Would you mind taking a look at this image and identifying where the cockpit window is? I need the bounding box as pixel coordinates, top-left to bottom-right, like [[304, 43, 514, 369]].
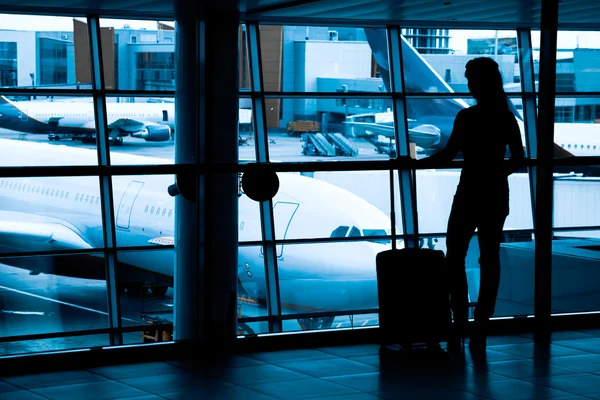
[[363, 229, 391, 244], [349, 226, 361, 237], [330, 226, 349, 238]]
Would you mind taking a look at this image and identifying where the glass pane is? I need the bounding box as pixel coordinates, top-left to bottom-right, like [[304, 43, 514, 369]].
[[554, 168, 600, 228], [112, 175, 174, 248], [268, 97, 394, 162], [239, 24, 250, 91], [0, 15, 91, 89], [273, 171, 394, 241], [282, 312, 379, 332], [238, 246, 268, 318], [103, 95, 175, 162], [260, 25, 390, 93], [552, 230, 600, 314], [238, 97, 255, 162], [239, 195, 262, 243], [402, 29, 518, 93], [277, 241, 391, 316], [422, 234, 535, 318], [0, 95, 99, 166], [416, 169, 533, 234], [0, 253, 108, 338], [0, 176, 105, 253], [404, 97, 526, 159], [237, 321, 269, 336], [117, 249, 173, 331], [0, 334, 109, 356], [99, 19, 175, 91], [551, 98, 600, 158]]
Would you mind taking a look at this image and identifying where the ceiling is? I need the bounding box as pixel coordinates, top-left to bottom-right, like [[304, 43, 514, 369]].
[[0, 0, 599, 27]]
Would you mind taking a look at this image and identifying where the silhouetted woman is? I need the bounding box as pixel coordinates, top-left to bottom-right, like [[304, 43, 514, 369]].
[[421, 57, 525, 352]]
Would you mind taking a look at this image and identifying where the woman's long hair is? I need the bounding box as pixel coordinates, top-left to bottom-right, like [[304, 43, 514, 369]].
[[465, 57, 509, 111]]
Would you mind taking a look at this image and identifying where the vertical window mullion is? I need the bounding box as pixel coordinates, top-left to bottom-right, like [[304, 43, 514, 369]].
[[87, 14, 122, 346], [247, 22, 282, 333], [388, 26, 419, 248]]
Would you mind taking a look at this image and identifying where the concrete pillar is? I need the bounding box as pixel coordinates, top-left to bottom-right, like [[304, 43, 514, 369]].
[[174, 0, 239, 347]]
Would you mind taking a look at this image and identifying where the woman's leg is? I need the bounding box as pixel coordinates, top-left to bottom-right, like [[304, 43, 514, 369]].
[[446, 195, 477, 337]]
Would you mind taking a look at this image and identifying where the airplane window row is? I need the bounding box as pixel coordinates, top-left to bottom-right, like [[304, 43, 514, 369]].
[[35, 113, 89, 117], [144, 205, 173, 218], [0, 180, 103, 206], [0, 180, 70, 200], [562, 144, 598, 150]]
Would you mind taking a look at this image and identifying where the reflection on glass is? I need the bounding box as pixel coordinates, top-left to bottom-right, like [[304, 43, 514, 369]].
[[112, 175, 174, 248], [238, 246, 268, 317], [282, 312, 379, 332], [237, 321, 269, 336], [401, 29, 518, 93], [0, 95, 101, 166], [416, 170, 533, 233], [99, 19, 175, 91], [0, 15, 91, 89], [239, 24, 250, 90], [550, 98, 600, 159], [273, 172, 393, 240], [260, 25, 390, 93], [104, 96, 175, 163], [276, 241, 391, 323], [0, 334, 109, 356], [0, 176, 105, 253], [268, 97, 394, 162], [116, 249, 174, 329], [238, 98, 255, 162], [551, 230, 600, 314], [421, 234, 534, 318], [554, 172, 600, 227], [0, 253, 108, 338]]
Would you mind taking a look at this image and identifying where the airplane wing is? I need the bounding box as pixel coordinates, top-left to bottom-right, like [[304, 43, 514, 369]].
[[345, 121, 441, 149], [0, 211, 93, 253]]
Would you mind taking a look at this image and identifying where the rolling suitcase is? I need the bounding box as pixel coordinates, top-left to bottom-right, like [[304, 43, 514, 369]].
[[376, 247, 452, 351]]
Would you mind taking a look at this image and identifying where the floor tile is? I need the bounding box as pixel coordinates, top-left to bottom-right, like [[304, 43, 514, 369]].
[[0, 391, 46, 400], [164, 385, 279, 399], [492, 343, 590, 359], [316, 344, 381, 358], [120, 372, 233, 395], [317, 394, 384, 400], [0, 381, 19, 393], [465, 348, 529, 365], [31, 380, 151, 400], [372, 383, 484, 400], [243, 349, 336, 364], [486, 335, 534, 345], [482, 359, 580, 379], [324, 372, 383, 392], [3, 370, 107, 390], [524, 373, 600, 396], [166, 355, 265, 370], [205, 364, 310, 386], [547, 354, 600, 374], [278, 357, 378, 378], [553, 338, 600, 354], [246, 377, 361, 399], [456, 378, 573, 399], [88, 361, 185, 380], [584, 394, 600, 399]]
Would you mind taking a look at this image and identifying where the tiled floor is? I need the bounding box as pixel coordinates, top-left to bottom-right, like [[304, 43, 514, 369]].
[[1, 330, 600, 399]]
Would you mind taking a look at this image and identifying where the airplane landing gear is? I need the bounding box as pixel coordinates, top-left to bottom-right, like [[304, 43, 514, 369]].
[[110, 137, 124, 146], [297, 316, 335, 330]]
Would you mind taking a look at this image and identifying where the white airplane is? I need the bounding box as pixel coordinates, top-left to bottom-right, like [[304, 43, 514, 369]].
[[0, 138, 391, 330], [0, 96, 253, 146]]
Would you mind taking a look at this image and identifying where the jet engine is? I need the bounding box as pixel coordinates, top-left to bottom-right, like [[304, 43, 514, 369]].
[[132, 125, 172, 142]]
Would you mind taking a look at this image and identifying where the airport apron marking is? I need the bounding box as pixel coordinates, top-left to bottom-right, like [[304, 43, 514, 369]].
[[0, 285, 139, 323]]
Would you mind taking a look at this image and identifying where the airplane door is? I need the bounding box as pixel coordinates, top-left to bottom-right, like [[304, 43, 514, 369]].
[[162, 110, 168, 122], [273, 201, 299, 257], [18, 110, 28, 121], [116, 181, 144, 230]]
